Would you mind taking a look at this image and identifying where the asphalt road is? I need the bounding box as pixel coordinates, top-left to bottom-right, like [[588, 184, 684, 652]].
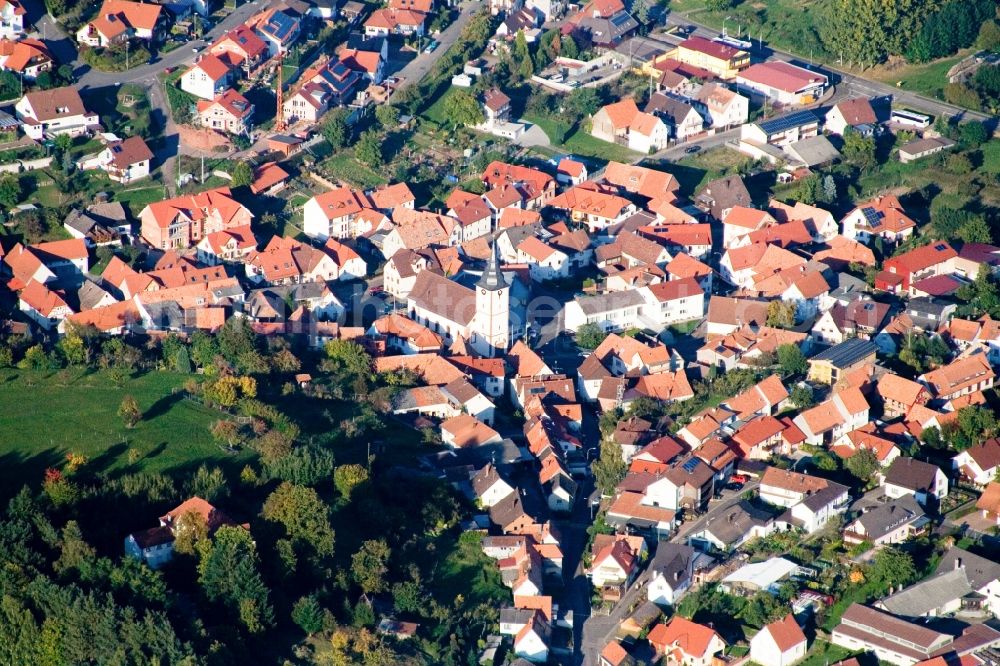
[[390, 0, 486, 100], [35, 0, 271, 90], [663, 14, 994, 124]]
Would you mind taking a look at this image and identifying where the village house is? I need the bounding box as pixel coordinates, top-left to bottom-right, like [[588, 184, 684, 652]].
[[253, 8, 301, 55], [0, 0, 25, 39], [196, 89, 254, 135], [953, 438, 1000, 487], [15, 86, 100, 140], [841, 196, 917, 245], [181, 54, 234, 100], [588, 534, 646, 589], [759, 467, 849, 534], [591, 98, 669, 153], [0, 38, 54, 79], [302, 186, 374, 240], [125, 497, 245, 569], [76, 0, 164, 47], [807, 338, 878, 385], [88, 135, 153, 184], [645, 92, 704, 141], [876, 373, 931, 418], [693, 82, 749, 128], [831, 604, 953, 666], [877, 242, 957, 294], [825, 97, 878, 136], [648, 616, 726, 666], [750, 614, 808, 666], [918, 352, 995, 402], [740, 109, 820, 148], [843, 495, 926, 547], [793, 386, 869, 446], [209, 25, 270, 75], [364, 8, 426, 36], [139, 187, 252, 250], [195, 227, 256, 265], [646, 543, 697, 607], [282, 58, 361, 125], [884, 457, 948, 507]]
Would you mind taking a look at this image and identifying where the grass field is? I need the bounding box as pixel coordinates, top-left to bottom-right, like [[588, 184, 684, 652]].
[[650, 145, 750, 195], [0, 368, 248, 492], [421, 86, 463, 126], [524, 113, 643, 164], [798, 641, 857, 666], [867, 51, 970, 100], [115, 184, 168, 211]]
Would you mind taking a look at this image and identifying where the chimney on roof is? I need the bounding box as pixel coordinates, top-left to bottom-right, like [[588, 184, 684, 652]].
[[955, 557, 962, 570]]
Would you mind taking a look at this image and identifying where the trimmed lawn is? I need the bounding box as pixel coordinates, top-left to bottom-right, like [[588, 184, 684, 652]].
[[0, 368, 249, 492], [115, 184, 169, 211], [421, 86, 463, 125], [524, 112, 643, 163], [433, 531, 508, 607], [798, 641, 857, 666]]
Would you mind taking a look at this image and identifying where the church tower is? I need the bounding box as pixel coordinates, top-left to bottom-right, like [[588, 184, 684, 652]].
[[473, 240, 510, 357]]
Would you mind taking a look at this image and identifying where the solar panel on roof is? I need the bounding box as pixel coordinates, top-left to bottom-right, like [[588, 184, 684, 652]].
[[611, 12, 633, 26], [861, 206, 881, 227], [758, 110, 817, 135], [682, 458, 699, 472]]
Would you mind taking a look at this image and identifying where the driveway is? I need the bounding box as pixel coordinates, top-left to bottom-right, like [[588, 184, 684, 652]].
[[515, 119, 551, 148]]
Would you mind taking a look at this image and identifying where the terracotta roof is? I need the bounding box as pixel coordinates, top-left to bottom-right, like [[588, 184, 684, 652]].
[[365, 8, 426, 29], [631, 370, 693, 401], [161, 496, 237, 533], [250, 161, 290, 194], [19, 280, 70, 316], [197, 88, 253, 119], [834, 97, 877, 126], [648, 616, 723, 658], [558, 158, 586, 178], [976, 482, 1000, 514], [0, 38, 52, 73], [763, 614, 807, 652], [877, 373, 927, 407], [885, 241, 956, 276], [919, 353, 994, 398], [725, 374, 788, 418], [370, 182, 415, 210], [599, 98, 640, 130], [105, 135, 153, 170], [967, 438, 1000, 473], [190, 53, 231, 81], [761, 466, 829, 494], [724, 206, 775, 230], [814, 235, 877, 267], [607, 490, 676, 525], [374, 353, 463, 385], [440, 414, 501, 448], [603, 162, 680, 201], [89, 0, 162, 36]]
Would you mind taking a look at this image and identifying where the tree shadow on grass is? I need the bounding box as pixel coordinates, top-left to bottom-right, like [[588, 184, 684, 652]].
[[143, 391, 184, 421]]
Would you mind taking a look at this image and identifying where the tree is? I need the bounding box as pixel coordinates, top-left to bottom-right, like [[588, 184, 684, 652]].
[[978, 20, 1000, 50], [593, 438, 627, 495], [356, 130, 384, 167], [118, 395, 141, 428], [351, 539, 391, 594], [442, 90, 484, 127], [776, 344, 807, 377], [0, 173, 21, 208], [567, 86, 601, 119], [789, 385, 814, 408], [262, 482, 335, 557], [632, 0, 650, 24], [375, 104, 399, 129], [843, 128, 876, 169], [322, 108, 351, 148], [822, 174, 837, 203], [954, 405, 999, 450], [291, 595, 324, 635], [231, 161, 253, 187], [54, 521, 96, 576], [868, 546, 916, 592], [323, 339, 373, 391], [576, 323, 608, 349], [845, 448, 879, 483], [172, 510, 209, 555], [766, 301, 796, 328], [959, 120, 989, 147], [513, 30, 533, 79], [812, 450, 840, 472], [188, 464, 229, 502], [197, 526, 274, 633], [334, 463, 370, 501], [561, 32, 579, 59]]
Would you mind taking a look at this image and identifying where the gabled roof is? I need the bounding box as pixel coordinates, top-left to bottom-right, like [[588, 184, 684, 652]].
[[760, 614, 806, 652], [648, 616, 723, 658]]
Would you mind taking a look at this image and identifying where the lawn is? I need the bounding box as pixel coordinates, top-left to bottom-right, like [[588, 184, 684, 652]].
[[652, 145, 751, 196], [421, 85, 463, 126], [798, 640, 858, 666], [0, 368, 249, 494], [524, 113, 642, 164], [433, 531, 508, 607], [867, 51, 971, 100], [115, 183, 169, 211]]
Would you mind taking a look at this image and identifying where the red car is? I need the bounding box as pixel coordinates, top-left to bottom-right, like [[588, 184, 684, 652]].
[[731, 474, 749, 484], [368, 285, 384, 295]]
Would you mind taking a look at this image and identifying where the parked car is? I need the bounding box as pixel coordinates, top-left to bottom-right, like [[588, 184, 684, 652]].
[[685, 145, 702, 154]]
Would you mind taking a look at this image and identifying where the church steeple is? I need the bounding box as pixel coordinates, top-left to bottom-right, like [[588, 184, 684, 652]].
[[477, 239, 508, 291]]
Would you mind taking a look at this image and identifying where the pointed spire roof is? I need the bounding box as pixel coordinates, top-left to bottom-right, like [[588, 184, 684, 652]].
[[478, 239, 508, 291]]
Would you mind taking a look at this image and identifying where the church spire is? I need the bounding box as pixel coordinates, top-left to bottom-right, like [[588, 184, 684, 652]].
[[477, 239, 507, 291]]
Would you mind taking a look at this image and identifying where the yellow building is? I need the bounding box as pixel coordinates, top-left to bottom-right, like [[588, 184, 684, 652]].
[[673, 36, 749, 79], [807, 338, 878, 386]]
